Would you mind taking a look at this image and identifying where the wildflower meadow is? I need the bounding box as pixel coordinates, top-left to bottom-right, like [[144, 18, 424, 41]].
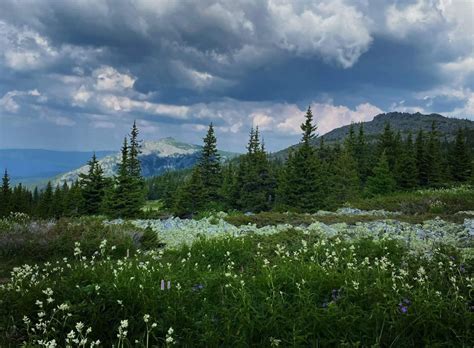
[[1, 208, 473, 347]]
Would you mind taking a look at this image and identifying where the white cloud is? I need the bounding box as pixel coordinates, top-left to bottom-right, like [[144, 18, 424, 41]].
[[386, 0, 445, 38], [275, 102, 383, 135], [72, 85, 92, 105], [93, 66, 135, 91], [0, 89, 42, 112], [98, 94, 190, 119], [268, 0, 373, 68]]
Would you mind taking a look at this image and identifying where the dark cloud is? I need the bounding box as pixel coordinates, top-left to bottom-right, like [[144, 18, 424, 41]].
[[0, 0, 472, 152]]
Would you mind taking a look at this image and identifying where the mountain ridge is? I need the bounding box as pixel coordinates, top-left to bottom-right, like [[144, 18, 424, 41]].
[[274, 112, 474, 158], [53, 137, 239, 186]]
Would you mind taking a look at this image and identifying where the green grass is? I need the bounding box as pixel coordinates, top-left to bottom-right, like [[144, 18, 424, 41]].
[[0, 216, 160, 278], [351, 185, 474, 215], [1, 228, 472, 347]]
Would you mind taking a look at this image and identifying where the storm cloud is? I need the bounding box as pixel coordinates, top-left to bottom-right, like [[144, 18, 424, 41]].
[[0, 0, 472, 151]]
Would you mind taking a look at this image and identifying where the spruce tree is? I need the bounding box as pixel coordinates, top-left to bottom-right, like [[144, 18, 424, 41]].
[[415, 130, 429, 186], [450, 128, 471, 182], [199, 123, 222, 205], [280, 107, 323, 212], [326, 147, 360, 209], [109, 138, 133, 217], [38, 181, 54, 218], [79, 153, 107, 215], [395, 132, 418, 189], [426, 122, 443, 187], [355, 124, 370, 184], [0, 169, 11, 217], [174, 167, 205, 217], [237, 128, 275, 212], [127, 121, 146, 216], [377, 122, 397, 171], [365, 151, 396, 197]]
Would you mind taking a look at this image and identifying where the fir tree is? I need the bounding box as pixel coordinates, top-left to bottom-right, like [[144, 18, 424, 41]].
[[426, 122, 443, 187], [395, 132, 418, 189], [237, 128, 275, 212], [450, 128, 471, 182], [377, 122, 397, 171], [79, 153, 107, 215], [38, 181, 54, 218], [365, 151, 396, 197], [199, 123, 222, 204], [127, 122, 146, 216], [355, 124, 370, 184], [109, 138, 134, 217], [174, 167, 205, 217], [0, 169, 11, 217], [415, 130, 429, 186], [326, 148, 360, 209], [280, 107, 323, 212]]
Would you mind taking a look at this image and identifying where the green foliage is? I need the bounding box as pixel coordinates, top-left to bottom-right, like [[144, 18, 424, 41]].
[[174, 166, 206, 217], [234, 127, 276, 212], [1, 227, 472, 346], [395, 132, 418, 189], [79, 153, 108, 215], [450, 128, 472, 182], [279, 107, 324, 212], [325, 148, 360, 209], [365, 152, 396, 197], [199, 123, 222, 203], [352, 185, 474, 215]]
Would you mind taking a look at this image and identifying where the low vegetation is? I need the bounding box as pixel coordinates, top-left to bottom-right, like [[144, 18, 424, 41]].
[[1, 219, 472, 346]]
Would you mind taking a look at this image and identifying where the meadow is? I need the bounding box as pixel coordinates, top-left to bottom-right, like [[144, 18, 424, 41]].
[[1, 187, 473, 347]]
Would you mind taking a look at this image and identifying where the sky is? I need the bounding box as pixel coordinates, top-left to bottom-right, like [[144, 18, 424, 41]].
[[0, 0, 473, 153]]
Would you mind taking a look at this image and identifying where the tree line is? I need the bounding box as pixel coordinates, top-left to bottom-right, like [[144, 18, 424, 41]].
[[0, 122, 145, 218], [1, 109, 473, 218], [157, 107, 474, 215]]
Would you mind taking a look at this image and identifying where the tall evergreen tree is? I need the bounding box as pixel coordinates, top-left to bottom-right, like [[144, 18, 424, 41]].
[[365, 151, 396, 197], [237, 128, 275, 212], [450, 128, 471, 182], [355, 124, 370, 184], [174, 167, 205, 216], [0, 169, 11, 217], [109, 138, 133, 217], [280, 107, 323, 212], [79, 153, 107, 215], [326, 147, 360, 209], [426, 122, 443, 187], [127, 121, 146, 216], [395, 132, 418, 189], [377, 122, 397, 171], [38, 181, 54, 218], [415, 130, 429, 186], [199, 123, 222, 204]]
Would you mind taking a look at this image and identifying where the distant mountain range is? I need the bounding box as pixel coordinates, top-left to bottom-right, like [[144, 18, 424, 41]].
[[0, 149, 114, 185], [274, 112, 474, 158], [53, 137, 238, 186]]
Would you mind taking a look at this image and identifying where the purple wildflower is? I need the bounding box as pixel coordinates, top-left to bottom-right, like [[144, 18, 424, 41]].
[[192, 284, 204, 291], [160, 279, 165, 290], [331, 289, 340, 301], [398, 298, 411, 314]]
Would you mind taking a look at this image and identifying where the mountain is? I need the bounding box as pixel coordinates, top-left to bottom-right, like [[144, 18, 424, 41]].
[[274, 112, 474, 158], [0, 149, 114, 185], [53, 137, 239, 186]]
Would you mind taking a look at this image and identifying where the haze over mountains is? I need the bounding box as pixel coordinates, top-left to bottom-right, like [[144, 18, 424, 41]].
[[53, 137, 238, 186]]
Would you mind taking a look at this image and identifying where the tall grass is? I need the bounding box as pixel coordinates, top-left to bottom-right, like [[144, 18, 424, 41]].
[[1, 228, 472, 347]]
